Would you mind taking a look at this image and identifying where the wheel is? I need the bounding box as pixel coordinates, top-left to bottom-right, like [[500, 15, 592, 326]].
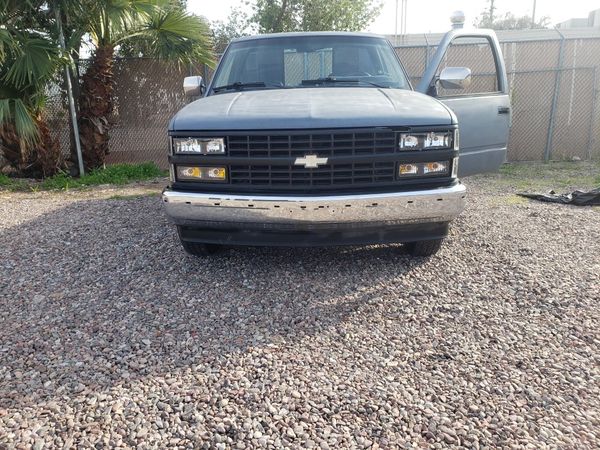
[[406, 238, 444, 257], [180, 239, 222, 256]]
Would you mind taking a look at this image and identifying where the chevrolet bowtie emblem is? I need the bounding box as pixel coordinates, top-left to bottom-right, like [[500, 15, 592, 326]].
[[294, 154, 328, 169]]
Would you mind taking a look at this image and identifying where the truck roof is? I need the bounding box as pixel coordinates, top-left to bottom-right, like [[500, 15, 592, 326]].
[[231, 31, 385, 43]]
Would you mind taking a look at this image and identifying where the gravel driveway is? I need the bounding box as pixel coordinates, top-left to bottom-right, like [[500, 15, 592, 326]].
[[1, 176, 599, 449]]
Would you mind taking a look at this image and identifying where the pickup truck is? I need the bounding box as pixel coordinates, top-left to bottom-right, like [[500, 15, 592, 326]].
[[163, 28, 510, 256]]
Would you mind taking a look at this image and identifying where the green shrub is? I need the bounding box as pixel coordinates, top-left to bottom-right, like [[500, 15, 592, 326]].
[[40, 163, 166, 190]]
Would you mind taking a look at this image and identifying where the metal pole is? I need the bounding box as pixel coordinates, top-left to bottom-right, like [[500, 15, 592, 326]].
[[400, 0, 404, 35], [544, 30, 566, 162], [55, 5, 84, 175], [586, 68, 598, 160], [394, 0, 398, 45], [424, 34, 430, 70], [531, 0, 537, 28], [403, 0, 408, 36]]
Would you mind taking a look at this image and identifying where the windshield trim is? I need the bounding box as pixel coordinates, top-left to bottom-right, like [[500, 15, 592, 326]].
[[206, 34, 413, 97]]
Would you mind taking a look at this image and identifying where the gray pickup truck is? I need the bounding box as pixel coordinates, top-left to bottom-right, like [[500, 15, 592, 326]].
[[163, 28, 510, 256]]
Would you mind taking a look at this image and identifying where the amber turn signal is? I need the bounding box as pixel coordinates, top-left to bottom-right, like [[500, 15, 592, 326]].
[[176, 166, 227, 182]]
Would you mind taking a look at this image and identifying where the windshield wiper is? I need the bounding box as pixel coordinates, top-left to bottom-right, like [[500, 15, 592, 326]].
[[212, 81, 286, 93], [212, 81, 265, 93], [301, 77, 388, 88]]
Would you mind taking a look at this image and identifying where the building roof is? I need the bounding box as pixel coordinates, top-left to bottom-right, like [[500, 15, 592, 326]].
[[232, 31, 385, 43], [385, 27, 600, 47]]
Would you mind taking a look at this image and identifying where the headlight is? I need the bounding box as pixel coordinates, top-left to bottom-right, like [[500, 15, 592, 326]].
[[176, 166, 227, 182], [424, 132, 451, 149], [399, 131, 453, 150], [173, 137, 225, 154], [398, 161, 450, 177]]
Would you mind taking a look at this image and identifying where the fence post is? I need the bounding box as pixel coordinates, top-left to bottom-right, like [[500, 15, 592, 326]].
[[424, 34, 430, 70], [544, 30, 566, 162], [55, 5, 85, 176], [587, 67, 598, 160]]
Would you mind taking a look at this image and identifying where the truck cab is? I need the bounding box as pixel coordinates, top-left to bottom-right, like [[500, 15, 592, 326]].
[[162, 29, 510, 256]]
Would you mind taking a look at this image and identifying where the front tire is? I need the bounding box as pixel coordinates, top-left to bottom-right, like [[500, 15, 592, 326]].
[[177, 227, 222, 256], [180, 240, 222, 256], [406, 238, 444, 257]]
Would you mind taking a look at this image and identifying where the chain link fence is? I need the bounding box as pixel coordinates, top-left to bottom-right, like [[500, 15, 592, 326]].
[[45, 30, 600, 169], [395, 30, 600, 163]]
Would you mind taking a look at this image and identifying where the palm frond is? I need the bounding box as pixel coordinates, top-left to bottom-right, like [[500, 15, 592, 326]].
[[0, 98, 39, 146], [13, 98, 39, 144], [0, 28, 10, 62], [3, 33, 61, 88], [87, 0, 159, 46], [121, 8, 214, 66]]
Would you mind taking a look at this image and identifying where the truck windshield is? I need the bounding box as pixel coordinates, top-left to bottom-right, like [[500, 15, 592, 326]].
[[211, 35, 410, 94]]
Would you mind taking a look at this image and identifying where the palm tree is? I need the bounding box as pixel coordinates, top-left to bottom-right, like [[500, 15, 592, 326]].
[[0, 0, 64, 176], [76, 0, 213, 169]]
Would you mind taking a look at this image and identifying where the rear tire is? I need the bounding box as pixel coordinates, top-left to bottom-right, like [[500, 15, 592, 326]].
[[406, 238, 444, 257]]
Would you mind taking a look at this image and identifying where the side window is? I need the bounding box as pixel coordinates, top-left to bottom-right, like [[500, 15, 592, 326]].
[[435, 36, 500, 97]]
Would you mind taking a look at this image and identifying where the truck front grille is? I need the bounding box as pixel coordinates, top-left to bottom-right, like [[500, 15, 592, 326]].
[[227, 130, 397, 157], [230, 162, 396, 187], [169, 127, 457, 193]]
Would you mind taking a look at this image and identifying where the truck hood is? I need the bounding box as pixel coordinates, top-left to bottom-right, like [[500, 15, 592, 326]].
[[169, 87, 455, 131]]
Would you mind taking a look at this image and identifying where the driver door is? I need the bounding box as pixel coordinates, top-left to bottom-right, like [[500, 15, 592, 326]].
[[416, 30, 511, 177]]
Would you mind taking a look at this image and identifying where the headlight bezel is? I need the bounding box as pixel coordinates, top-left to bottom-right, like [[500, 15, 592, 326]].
[[398, 161, 451, 178], [172, 137, 226, 155], [398, 130, 455, 151]]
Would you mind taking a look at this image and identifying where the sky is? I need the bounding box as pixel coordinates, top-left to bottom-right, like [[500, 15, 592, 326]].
[[187, 0, 600, 34]]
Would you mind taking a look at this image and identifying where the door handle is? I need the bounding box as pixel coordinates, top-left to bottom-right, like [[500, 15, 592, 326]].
[[498, 106, 510, 114]]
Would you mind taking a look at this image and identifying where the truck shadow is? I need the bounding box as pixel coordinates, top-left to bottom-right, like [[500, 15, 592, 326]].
[[0, 196, 432, 410]]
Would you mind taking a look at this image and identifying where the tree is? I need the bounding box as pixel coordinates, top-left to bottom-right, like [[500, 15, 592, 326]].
[[212, 7, 254, 53], [0, 0, 64, 177], [253, 0, 382, 33], [300, 0, 382, 31], [73, 0, 213, 169], [475, 1, 549, 30], [211, 0, 382, 51]]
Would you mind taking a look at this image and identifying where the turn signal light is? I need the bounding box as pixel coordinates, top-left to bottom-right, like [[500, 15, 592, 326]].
[[176, 166, 227, 182], [398, 161, 450, 177], [423, 161, 449, 175], [399, 164, 419, 175]]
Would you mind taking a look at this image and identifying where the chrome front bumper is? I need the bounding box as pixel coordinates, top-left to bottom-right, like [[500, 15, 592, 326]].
[[162, 184, 466, 227]]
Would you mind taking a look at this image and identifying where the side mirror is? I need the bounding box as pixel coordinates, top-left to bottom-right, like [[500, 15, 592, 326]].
[[183, 75, 205, 97], [438, 67, 472, 90]]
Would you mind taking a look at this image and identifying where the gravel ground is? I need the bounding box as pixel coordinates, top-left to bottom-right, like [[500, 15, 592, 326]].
[[1, 175, 599, 449]]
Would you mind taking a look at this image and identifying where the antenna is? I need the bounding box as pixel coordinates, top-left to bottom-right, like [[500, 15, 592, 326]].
[[395, 0, 408, 44]]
